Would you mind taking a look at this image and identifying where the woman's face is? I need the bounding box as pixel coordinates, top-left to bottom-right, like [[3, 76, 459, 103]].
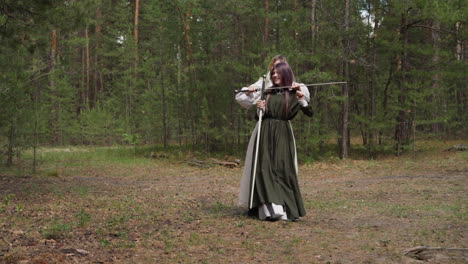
[[271, 69, 282, 86]]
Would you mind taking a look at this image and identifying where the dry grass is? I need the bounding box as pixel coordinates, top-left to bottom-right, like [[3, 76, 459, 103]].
[[0, 141, 467, 263]]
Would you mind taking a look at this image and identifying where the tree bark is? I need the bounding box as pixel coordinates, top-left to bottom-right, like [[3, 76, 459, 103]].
[[85, 26, 90, 108], [341, 0, 350, 159], [293, 0, 298, 40], [394, 12, 412, 153], [174, 1, 192, 66], [81, 46, 86, 112], [161, 69, 168, 148], [33, 80, 39, 173], [455, 22, 463, 61], [264, 0, 269, 44], [94, 7, 102, 105], [431, 20, 441, 134], [134, 0, 139, 79], [368, 0, 379, 157], [6, 123, 15, 167], [177, 45, 182, 146], [311, 0, 317, 52], [50, 29, 58, 143]]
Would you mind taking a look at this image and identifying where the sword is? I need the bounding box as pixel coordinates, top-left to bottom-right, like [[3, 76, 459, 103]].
[[234, 81, 347, 94]]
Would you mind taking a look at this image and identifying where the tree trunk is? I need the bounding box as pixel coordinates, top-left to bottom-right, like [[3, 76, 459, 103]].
[[455, 22, 467, 133], [174, 1, 193, 145], [264, 0, 269, 44], [175, 2, 192, 66], [94, 7, 102, 105], [431, 20, 441, 134], [380, 59, 394, 145], [341, 0, 350, 159], [311, 0, 317, 52], [161, 70, 168, 148], [394, 12, 412, 154], [368, 0, 379, 157], [33, 80, 39, 174], [455, 22, 463, 61], [6, 123, 15, 167], [81, 46, 86, 112], [50, 29, 58, 144], [177, 45, 182, 146], [293, 0, 298, 40], [85, 26, 90, 108], [134, 0, 139, 79]]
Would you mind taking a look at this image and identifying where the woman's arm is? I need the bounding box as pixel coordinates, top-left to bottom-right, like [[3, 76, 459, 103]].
[[296, 90, 313, 117], [235, 79, 263, 109]]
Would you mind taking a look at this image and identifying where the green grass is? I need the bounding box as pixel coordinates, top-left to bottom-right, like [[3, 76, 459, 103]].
[[42, 218, 73, 239], [75, 209, 92, 227], [462, 151, 468, 159]]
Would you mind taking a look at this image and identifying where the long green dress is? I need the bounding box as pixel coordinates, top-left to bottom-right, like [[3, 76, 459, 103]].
[[251, 89, 313, 220]]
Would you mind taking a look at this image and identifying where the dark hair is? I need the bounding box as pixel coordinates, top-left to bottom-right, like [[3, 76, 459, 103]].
[[268, 62, 296, 115], [270, 62, 295, 87]]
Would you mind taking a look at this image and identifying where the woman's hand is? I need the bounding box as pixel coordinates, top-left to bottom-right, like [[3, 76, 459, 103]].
[[291, 82, 300, 90], [296, 90, 305, 100], [245, 85, 257, 95], [257, 100, 266, 110]]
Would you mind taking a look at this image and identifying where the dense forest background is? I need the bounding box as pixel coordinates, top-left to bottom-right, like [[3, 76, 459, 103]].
[[1, 0, 466, 165]]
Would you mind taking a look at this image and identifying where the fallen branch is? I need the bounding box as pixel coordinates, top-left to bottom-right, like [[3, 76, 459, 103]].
[[446, 144, 468, 152], [147, 152, 169, 159], [210, 158, 240, 168], [404, 246, 468, 261]]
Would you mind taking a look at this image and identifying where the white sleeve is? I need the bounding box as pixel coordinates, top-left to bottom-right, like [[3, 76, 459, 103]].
[[298, 98, 308, 107], [235, 79, 263, 109], [299, 83, 310, 103]]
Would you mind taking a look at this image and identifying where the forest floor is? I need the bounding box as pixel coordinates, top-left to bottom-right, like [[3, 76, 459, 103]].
[[0, 140, 467, 263]]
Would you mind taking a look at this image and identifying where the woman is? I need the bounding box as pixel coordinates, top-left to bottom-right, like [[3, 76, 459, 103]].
[[235, 55, 309, 109], [238, 62, 313, 221]]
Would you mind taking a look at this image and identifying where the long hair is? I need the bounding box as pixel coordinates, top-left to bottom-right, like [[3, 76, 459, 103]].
[[268, 62, 296, 115], [270, 62, 295, 87]]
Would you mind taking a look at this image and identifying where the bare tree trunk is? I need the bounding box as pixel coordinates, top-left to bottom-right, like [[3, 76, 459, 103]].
[[175, 2, 192, 66], [174, 1, 193, 144], [94, 7, 102, 105], [394, 12, 412, 154], [264, 0, 270, 44], [311, 0, 317, 52], [455, 22, 463, 61], [293, 0, 298, 40], [431, 20, 441, 134], [134, 0, 139, 79], [50, 29, 58, 144], [177, 45, 182, 146], [340, 0, 350, 159], [81, 47, 86, 112], [160, 31, 168, 149], [368, 0, 379, 158], [455, 22, 467, 132], [85, 26, 90, 108], [6, 123, 15, 167], [161, 69, 168, 148], [33, 80, 39, 173]]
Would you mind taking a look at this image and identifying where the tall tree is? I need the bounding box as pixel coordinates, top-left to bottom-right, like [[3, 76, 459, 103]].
[[341, 0, 350, 159]]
